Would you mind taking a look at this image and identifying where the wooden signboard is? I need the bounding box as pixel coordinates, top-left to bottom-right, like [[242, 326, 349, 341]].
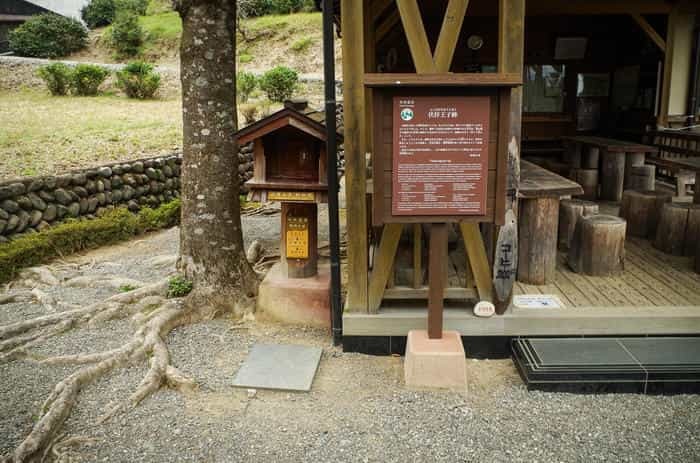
[[392, 96, 490, 216], [372, 87, 510, 226]]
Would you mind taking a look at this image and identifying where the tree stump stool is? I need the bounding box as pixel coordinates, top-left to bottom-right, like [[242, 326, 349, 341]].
[[685, 204, 700, 256], [568, 215, 626, 276], [558, 199, 599, 250], [654, 203, 692, 256], [628, 165, 655, 191], [518, 197, 559, 285], [624, 152, 646, 189], [571, 168, 598, 200], [619, 190, 672, 238], [583, 146, 600, 169], [600, 150, 626, 202]]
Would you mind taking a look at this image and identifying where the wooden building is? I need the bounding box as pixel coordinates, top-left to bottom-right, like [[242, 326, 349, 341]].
[[334, 0, 700, 348]]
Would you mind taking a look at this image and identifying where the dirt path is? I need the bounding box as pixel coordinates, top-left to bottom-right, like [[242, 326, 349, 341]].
[[1, 218, 699, 462]]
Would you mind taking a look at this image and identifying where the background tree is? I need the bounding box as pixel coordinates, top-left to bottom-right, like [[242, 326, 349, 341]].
[[2, 2, 259, 460], [175, 0, 259, 315]]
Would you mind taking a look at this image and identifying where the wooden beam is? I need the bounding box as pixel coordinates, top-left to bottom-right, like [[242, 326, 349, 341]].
[[341, 0, 369, 312], [376, 10, 400, 42], [631, 13, 666, 53], [396, 0, 436, 73], [433, 0, 470, 72], [371, 0, 394, 20], [459, 223, 494, 302], [495, 0, 524, 313], [368, 223, 404, 312], [659, 6, 696, 127], [384, 287, 477, 300], [364, 72, 522, 87], [526, 0, 672, 16]]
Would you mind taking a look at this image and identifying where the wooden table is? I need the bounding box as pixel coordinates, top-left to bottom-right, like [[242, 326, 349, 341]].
[[562, 136, 658, 202], [647, 156, 700, 203], [517, 161, 584, 285]]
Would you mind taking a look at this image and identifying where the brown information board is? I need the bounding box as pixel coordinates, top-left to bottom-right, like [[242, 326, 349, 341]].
[[392, 96, 490, 216]]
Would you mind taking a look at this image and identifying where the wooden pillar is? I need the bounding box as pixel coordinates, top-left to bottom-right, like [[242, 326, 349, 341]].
[[281, 202, 318, 279], [428, 224, 448, 339], [658, 6, 696, 127], [341, 0, 368, 312], [494, 0, 524, 313]]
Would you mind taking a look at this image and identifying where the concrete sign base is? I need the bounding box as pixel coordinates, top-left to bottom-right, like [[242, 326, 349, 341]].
[[404, 330, 467, 389]]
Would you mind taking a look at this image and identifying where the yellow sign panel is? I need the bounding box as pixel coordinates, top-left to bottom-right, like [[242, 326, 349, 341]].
[[286, 216, 309, 259], [268, 191, 315, 202]]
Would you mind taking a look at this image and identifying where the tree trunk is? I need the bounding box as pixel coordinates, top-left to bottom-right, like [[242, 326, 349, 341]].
[[176, 0, 258, 314]]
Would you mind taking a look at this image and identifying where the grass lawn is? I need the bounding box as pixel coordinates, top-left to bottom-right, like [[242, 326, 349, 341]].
[[70, 11, 334, 74], [0, 90, 182, 180]]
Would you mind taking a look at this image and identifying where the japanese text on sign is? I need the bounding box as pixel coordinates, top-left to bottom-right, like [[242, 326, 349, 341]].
[[392, 96, 490, 216]]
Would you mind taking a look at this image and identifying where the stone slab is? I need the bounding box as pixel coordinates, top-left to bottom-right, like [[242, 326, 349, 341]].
[[404, 330, 467, 389], [256, 262, 330, 328], [233, 343, 322, 392]]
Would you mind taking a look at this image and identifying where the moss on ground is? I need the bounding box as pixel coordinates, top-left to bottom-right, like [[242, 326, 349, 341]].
[[0, 199, 180, 283]]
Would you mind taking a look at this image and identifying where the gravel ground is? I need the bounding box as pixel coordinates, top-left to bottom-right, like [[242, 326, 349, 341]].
[[1, 213, 699, 462]]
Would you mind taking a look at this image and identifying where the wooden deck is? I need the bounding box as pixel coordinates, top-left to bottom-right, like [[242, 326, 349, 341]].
[[344, 219, 700, 337], [514, 237, 700, 308]]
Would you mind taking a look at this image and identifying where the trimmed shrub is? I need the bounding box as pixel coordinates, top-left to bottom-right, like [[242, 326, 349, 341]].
[[116, 61, 161, 98], [37, 63, 73, 96], [9, 14, 88, 58], [81, 0, 117, 28], [82, 0, 149, 28], [259, 66, 298, 103], [237, 71, 257, 103], [0, 199, 181, 284], [110, 10, 143, 56], [118, 0, 149, 16], [71, 64, 110, 96]]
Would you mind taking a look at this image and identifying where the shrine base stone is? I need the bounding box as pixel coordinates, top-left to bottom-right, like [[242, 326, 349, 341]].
[[256, 262, 330, 328], [404, 330, 467, 389]]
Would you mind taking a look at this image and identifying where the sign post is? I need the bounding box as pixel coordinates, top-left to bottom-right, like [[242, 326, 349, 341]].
[[392, 95, 491, 339]]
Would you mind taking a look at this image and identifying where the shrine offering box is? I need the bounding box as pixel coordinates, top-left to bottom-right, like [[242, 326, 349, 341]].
[[371, 87, 511, 226]]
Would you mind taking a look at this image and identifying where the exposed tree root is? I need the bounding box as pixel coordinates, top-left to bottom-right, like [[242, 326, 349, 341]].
[[0, 277, 222, 463]]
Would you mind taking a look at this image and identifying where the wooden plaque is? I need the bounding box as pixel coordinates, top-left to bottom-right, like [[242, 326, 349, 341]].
[[372, 87, 510, 226], [392, 96, 490, 216]]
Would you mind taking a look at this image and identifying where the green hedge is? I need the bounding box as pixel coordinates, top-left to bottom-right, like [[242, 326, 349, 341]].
[[0, 199, 180, 284]]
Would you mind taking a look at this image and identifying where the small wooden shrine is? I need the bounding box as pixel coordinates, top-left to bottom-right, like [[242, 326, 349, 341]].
[[236, 100, 338, 278]]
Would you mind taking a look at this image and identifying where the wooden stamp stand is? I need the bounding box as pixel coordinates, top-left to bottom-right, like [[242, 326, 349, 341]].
[[234, 101, 336, 327]]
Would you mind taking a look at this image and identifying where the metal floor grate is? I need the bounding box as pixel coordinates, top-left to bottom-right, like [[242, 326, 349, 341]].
[[512, 336, 700, 392]]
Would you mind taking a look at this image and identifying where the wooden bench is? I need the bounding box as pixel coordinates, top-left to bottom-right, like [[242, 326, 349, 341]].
[[645, 156, 697, 199], [517, 160, 584, 285], [562, 136, 658, 202]]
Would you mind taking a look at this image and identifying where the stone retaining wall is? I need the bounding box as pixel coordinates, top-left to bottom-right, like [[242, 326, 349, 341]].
[[0, 144, 254, 243]]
